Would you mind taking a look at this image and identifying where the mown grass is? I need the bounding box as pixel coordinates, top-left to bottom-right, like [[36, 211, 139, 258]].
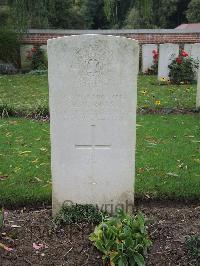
[[0, 115, 199, 207], [138, 75, 197, 109], [0, 118, 51, 207], [135, 114, 200, 199], [0, 74, 48, 111], [0, 74, 197, 113]]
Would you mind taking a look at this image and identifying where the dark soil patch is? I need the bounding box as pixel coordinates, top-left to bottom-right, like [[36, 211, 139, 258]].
[[137, 107, 200, 115], [0, 203, 199, 266]]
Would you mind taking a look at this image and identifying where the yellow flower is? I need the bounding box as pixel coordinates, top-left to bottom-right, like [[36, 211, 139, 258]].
[[141, 90, 147, 95], [160, 77, 167, 82], [155, 100, 161, 105]]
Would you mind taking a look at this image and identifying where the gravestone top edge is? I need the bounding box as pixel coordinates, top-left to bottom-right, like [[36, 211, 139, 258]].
[[159, 43, 180, 46], [47, 34, 139, 46]]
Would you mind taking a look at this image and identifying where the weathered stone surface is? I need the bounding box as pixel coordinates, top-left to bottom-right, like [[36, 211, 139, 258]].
[[142, 44, 158, 73], [48, 35, 139, 215], [158, 43, 179, 79], [189, 43, 200, 63], [185, 43, 200, 79], [184, 44, 193, 56]]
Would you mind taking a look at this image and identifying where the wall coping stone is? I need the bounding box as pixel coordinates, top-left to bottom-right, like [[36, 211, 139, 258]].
[[27, 29, 200, 35]]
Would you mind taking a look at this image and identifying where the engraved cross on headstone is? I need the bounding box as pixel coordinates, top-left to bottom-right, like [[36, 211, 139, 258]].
[[75, 125, 111, 185], [75, 125, 111, 163], [75, 125, 111, 183]]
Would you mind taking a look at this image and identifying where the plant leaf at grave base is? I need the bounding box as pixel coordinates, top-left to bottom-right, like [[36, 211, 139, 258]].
[[54, 204, 106, 225], [90, 209, 152, 266]]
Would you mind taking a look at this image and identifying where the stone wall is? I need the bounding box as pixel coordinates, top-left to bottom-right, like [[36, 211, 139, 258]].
[[23, 29, 200, 45]]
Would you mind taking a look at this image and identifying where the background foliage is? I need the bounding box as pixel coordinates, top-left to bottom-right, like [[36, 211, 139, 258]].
[[0, 28, 20, 67], [0, 0, 199, 30]]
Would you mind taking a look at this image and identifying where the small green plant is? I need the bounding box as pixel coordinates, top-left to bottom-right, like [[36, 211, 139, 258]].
[[89, 209, 152, 266], [186, 235, 200, 260], [54, 204, 105, 225], [168, 49, 199, 84]]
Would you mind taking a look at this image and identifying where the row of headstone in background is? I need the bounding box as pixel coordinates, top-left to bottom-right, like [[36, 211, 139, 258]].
[[20, 41, 200, 76], [142, 43, 200, 79]]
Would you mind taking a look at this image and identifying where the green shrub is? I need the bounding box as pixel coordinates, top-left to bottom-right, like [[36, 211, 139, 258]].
[[0, 28, 20, 67], [54, 204, 105, 225], [89, 209, 152, 266], [168, 49, 199, 84], [186, 235, 200, 259]]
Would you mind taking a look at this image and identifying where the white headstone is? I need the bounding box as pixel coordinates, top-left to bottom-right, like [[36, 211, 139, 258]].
[[142, 44, 158, 73], [197, 67, 200, 109], [48, 35, 139, 215], [190, 43, 200, 63], [20, 44, 33, 70], [185, 43, 200, 79], [158, 43, 179, 79], [184, 44, 193, 56]]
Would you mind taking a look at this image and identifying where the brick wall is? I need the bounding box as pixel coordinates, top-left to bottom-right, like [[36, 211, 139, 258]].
[[23, 29, 200, 45]]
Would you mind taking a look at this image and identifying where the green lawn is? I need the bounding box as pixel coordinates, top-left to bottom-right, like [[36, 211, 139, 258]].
[[0, 115, 199, 207], [0, 118, 51, 207], [0, 74, 197, 112], [138, 75, 197, 109], [0, 74, 49, 110], [136, 114, 200, 199]]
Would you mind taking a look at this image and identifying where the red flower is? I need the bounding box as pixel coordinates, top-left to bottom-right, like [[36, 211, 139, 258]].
[[153, 53, 159, 59], [152, 49, 159, 63], [181, 50, 189, 57], [176, 57, 182, 64], [152, 49, 158, 55], [31, 47, 37, 53]]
